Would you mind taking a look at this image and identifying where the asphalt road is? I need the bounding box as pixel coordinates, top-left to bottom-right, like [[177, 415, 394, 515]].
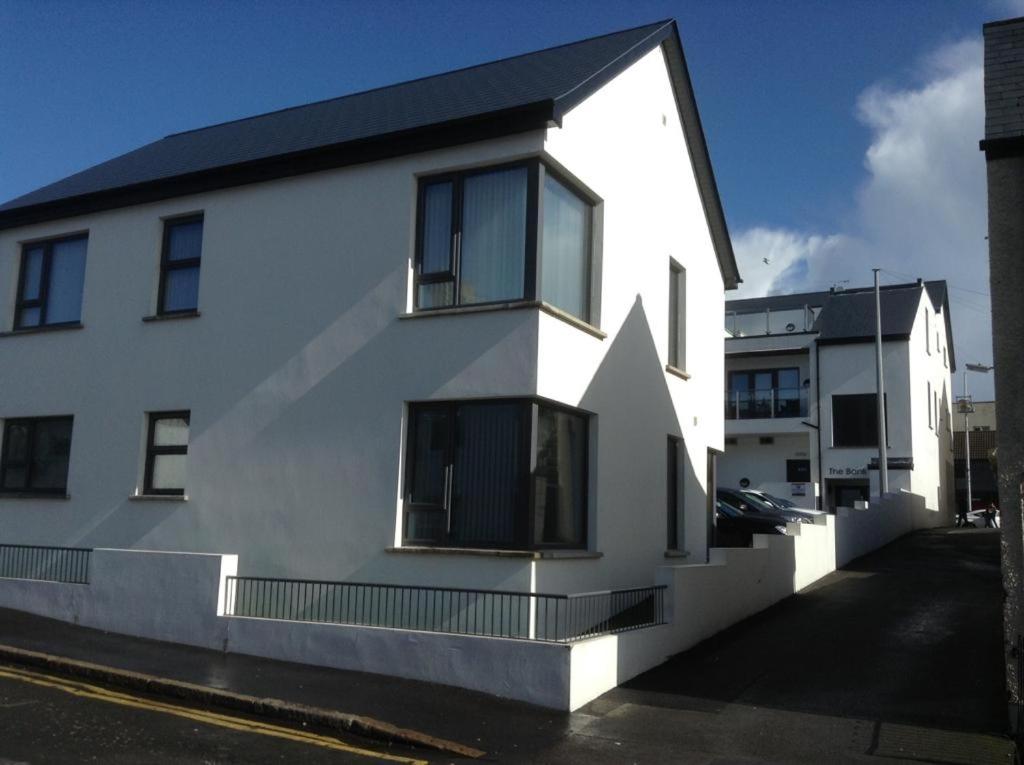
[[0, 664, 430, 765]]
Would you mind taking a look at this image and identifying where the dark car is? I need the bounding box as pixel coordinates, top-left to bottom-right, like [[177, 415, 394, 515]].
[[738, 490, 823, 522], [714, 499, 789, 547], [717, 488, 812, 524]]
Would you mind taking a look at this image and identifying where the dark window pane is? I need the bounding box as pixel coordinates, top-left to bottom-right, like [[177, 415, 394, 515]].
[[3, 423, 29, 465], [533, 406, 586, 546], [28, 419, 72, 491], [420, 182, 453, 275], [833, 394, 887, 447], [409, 408, 449, 506], [1, 467, 26, 489], [21, 247, 44, 301], [667, 438, 680, 549], [166, 219, 203, 261], [405, 509, 444, 542], [417, 281, 454, 310], [787, 459, 811, 482], [163, 265, 200, 312], [451, 402, 523, 545], [17, 306, 41, 328], [45, 238, 87, 324], [541, 175, 590, 320], [459, 167, 527, 305], [777, 368, 799, 388], [669, 266, 681, 367]]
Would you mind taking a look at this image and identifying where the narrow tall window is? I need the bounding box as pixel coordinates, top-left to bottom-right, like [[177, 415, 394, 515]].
[[928, 381, 933, 429], [668, 261, 686, 369], [667, 436, 683, 550], [144, 412, 190, 495], [158, 216, 203, 315], [403, 399, 588, 550], [925, 310, 931, 354], [414, 160, 595, 323], [15, 235, 87, 329], [0, 417, 73, 495]]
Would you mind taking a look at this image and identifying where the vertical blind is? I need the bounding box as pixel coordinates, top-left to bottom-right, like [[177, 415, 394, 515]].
[[541, 174, 590, 321], [459, 167, 527, 305]]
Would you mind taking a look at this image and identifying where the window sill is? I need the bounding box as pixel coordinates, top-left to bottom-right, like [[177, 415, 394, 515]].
[[0, 323, 83, 338], [665, 365, 691, 380], [142, 310, 200, 323], [400, 300, 606, 339], [386, 546, 602, 560], [128, 494, 188, 502], [0, 493, 70, 500], [664, 549, 690, 559]]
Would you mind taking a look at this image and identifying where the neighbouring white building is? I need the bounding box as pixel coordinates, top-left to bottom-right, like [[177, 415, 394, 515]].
[[721, 281, 956, 515], [0, 23, 738, 601]]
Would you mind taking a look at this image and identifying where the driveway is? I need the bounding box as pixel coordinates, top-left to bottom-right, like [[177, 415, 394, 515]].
[[550, 528, 1012, 764]]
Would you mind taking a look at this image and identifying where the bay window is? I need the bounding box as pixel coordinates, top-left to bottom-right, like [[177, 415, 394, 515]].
[[403, 399, 588, 549], [414, 159, 597, 324]]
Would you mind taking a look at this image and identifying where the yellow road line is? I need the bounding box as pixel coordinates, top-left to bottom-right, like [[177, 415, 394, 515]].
[[0, 665, 427, 764]]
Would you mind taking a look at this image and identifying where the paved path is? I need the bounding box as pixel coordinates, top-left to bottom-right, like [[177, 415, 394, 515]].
[[559, 528, 1012, 764]]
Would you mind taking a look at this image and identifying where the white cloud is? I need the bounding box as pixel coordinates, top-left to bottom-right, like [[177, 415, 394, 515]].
[[731, 37, 993, 395]]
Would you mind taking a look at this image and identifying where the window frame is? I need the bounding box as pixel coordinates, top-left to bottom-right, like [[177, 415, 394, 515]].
[[402, 397, 589, 551], [143, 410, 191, 496], [157, 214, 204, 316], [14, 233, 88, 330], [0, 415, 74, 496], [413, 159, 598, 323], [668, 261, 686, 369], [667, 436, 683, 551]]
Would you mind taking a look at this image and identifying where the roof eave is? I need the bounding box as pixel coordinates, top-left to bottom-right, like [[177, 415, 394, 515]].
[[0, 100, 557, 232]]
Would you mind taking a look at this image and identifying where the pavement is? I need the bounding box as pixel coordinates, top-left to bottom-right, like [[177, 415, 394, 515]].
[[0, 527, 1014, 764]]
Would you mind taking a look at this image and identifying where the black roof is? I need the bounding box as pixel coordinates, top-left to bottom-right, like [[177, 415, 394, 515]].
[[727, 280, 955, 369], [0, 20, 739, 288]]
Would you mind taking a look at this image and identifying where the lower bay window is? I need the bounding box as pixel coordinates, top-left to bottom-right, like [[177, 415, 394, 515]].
[[0, 416, 73, 495], [403, 399, 588, 550]]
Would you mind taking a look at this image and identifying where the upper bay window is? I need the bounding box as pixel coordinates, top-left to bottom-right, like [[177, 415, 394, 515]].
[[403, 399, 588, 550], [414, 160, 596, 323], [158, 215, 203, 315], [15, 234, 88, 329]]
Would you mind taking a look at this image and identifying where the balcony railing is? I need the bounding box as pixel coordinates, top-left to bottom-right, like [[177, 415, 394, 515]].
[[225, 576, 666, 643], [725, 388, 808, 420]]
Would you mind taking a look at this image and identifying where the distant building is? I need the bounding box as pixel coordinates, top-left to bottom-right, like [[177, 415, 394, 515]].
[[954, 400, 996, 432], [722, 281, 955, 515]]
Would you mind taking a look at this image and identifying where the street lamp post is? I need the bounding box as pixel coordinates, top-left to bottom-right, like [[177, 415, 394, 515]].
[[963, 363, 994, 522]]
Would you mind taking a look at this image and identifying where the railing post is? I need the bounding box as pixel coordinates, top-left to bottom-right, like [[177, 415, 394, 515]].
[[528, 594, 537, 640]]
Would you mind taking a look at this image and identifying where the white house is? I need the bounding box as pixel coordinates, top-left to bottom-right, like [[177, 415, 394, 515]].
[[0, 23, 739, 601], [721, 281, 956, 516]]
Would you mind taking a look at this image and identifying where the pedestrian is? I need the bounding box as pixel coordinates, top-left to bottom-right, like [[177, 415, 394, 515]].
[[956, 505, 969, 528], [985, 502, 999, 528]]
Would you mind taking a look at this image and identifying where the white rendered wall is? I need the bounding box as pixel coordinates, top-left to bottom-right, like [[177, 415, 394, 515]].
[[538, 46, 726, 588], [0, 46, 727, 595], [718, 433, 816, 509]]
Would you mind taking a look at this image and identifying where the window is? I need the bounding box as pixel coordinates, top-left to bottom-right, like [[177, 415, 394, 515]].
[[14, 234, 87, 329], [0, 417, 73, 495], [728, 368, 803, 418], [935, 391, 940, 435], [943, 345, 947, 368], [414, 160, 596, 322], [403, 399, 588, 549], [667, 436, 683, 550], [928, 382, 933, 429], [925, 310, 931, 354], [144, 412, 190, 495], [832, 394, 888, 447], [787, 459, 811, 482], [668, 261, 686, 369], [158, 216, 203, 315]]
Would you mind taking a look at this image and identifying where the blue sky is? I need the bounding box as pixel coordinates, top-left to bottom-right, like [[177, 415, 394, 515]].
[[0, 0, 1008, 395]]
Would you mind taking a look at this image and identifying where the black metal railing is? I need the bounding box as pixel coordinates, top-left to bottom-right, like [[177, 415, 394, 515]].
[[225, 577, 665, 643], [724, 388, 808, 420], [0, 544, 91, 584]]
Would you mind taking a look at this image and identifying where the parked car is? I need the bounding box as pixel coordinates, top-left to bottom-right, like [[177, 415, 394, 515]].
[[714, 499, 789, 547], [717, 488, 812, 524], [738, 489, 824, 520]]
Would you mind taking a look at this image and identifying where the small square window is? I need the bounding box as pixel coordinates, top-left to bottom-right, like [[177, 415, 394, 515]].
[[0, 416, 73, 494], [158, 216, 203, 315], [144, 411, 190, 495]]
